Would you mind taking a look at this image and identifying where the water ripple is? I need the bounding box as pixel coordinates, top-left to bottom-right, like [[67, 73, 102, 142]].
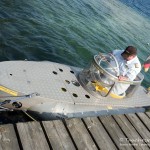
[[0, 0, 150, 86]]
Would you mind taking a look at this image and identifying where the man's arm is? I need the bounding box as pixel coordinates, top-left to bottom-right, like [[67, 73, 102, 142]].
[[118, 75, 128, 81]]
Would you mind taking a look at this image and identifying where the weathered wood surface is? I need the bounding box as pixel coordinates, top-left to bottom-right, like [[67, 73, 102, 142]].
[[17, 121, 50, 150], [83, 117, 117, 150], [126, 113, 150, 145], [146, 112, 150, 118], [0, 124, 20, 150], [65, 118, 98, 150], [42, 120, 75, 150], [99, 115, 134, 150], [137, 112, 150, 130], [0, 112, 150, 150], [113, 114, 150, 150]]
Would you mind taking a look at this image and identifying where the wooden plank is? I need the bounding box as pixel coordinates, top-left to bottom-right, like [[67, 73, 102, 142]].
[[65, 118, 98, 150], [0, 124, 20, 150], [126, 114, 150, 146], [17, 121, 49, 150], [83, 117, 117, 150], [137, 113, 150, 130], [146, 112, 150, 118], [113, 114, 150, 150], [99, 115, 134, 150], [42, 120, 75, 150]]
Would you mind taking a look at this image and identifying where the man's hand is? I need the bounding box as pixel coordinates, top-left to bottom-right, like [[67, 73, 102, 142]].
[[118, 75, 128, 81]]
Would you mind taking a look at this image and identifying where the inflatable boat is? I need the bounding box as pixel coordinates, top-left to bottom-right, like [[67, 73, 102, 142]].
[[0, 53, 149, 120]]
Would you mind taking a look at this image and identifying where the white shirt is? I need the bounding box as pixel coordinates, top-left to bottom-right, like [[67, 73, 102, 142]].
[[111, 50, 141, 95], [112, 50, 141, 81]]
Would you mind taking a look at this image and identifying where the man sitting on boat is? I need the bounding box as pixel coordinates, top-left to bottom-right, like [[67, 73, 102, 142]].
[[111, 46, 141, 96]]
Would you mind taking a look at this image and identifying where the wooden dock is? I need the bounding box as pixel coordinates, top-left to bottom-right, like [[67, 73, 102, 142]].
[[0, 112, 150, 150]]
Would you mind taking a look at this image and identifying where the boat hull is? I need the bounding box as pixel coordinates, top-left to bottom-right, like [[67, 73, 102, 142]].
[[0, 61, 149, 120]]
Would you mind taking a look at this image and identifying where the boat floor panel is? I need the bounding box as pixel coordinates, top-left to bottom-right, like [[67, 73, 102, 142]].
[[0, 61, 149, 108]]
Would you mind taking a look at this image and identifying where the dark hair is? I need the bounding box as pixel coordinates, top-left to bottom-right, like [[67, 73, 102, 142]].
[[123, 46, 137, 56]]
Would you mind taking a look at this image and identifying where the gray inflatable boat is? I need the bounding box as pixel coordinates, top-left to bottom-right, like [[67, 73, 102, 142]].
[[0, 53, 149, 120]]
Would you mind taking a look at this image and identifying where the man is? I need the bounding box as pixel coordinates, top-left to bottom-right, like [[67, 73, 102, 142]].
[[111, 46, 141, 95]]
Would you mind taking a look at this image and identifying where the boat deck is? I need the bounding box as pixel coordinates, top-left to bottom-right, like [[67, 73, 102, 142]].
[[0, 61, 150, 116], [0, 112, 150, 150]]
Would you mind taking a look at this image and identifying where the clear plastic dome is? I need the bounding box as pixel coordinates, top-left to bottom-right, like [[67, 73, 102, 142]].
[[94, 53, 120, 77], [78, 53, 144, 98]]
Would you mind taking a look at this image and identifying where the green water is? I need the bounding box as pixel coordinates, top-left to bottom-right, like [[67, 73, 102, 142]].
[[0, 0, 150, 87]]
